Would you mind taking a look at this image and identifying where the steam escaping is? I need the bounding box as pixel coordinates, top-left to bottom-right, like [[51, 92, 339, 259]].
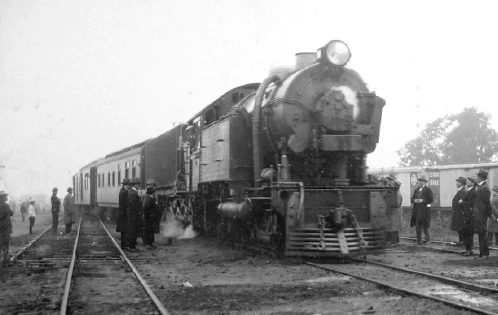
[[161, 217, 197, 239], [331, 86, 359, 119], [178, 225, 197, 239]]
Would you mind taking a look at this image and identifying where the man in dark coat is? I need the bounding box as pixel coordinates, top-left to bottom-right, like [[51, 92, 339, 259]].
[[460, 177, 478, 256], [51, 187, 61, 233], [410, 174, 434, 245], [127, 177, 143, 251], [474, 169, 492, 259], [20, 200, 28, 222], [116, 178, 131, 250], [488, 185, 498, 245], [0, 191, 13, 267], [451, 177, 467, 244], [386, 175, 402, 245], [142, 185, 159, 249]]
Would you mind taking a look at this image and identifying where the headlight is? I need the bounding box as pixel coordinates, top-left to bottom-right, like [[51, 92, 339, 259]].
[[318, 40, 351, 66]]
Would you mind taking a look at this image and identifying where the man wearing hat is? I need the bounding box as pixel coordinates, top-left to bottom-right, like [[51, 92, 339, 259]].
[[451, 177, 468, 244], [386, 174, 397, 183], [142, 185, 159, 249], [51, 187, 61, 233], [410, 174, 434, 245], [20, 199, 28, 222], [474, 169, 492, 259], [127, 177, 143, 251], [487, 185, 498, 246], [63, 187, 75, 235], [460, 177, 478, 256], [386, 177, 402, 245], [117, 178, 131, 250], [0, 191, 13, 266]]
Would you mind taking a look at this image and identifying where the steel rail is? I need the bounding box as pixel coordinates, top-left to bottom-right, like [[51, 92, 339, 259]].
[[99, 220, 171, 315], [350, 257, 498, 294], [400, 236, 498, 251], [60, 216, 83, 315], [305, 261, 498, 315], [396, 238, 465, 255], [11, 216, 63, 262]]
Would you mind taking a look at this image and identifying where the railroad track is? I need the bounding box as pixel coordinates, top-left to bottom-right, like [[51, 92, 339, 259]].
[[59, 215, 170, 315], [11, 216, 64, 263], [306, 257, 498, 315], [7, 214, 170, 314], [399, 236, 498, 255]]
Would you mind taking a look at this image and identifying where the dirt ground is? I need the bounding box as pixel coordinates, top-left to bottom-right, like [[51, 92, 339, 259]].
[[9, 211, 56, 253], [0, 217, 486, 315], [106, 223, 482, 315], [0, 227, 74, 315]]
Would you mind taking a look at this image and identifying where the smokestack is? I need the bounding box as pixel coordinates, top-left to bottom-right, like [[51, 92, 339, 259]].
[[295, 52, 317, 70], [268, 66, 293, 79]]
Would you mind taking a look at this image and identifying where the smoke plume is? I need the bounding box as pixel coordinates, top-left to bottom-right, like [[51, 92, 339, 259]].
[[161, 217, 197, 239]]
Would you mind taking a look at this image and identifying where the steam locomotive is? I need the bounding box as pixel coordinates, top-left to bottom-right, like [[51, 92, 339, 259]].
[[74, 39, 396, 256]]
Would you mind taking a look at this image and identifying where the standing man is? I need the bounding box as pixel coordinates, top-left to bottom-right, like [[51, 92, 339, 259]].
[[488, 185, 498, 246], [0, 191, 13, 267], [451, 177, 467, 245], [474, 169, 492, 259], [145, 179, 165, 245], [127, 177, 143, 252], [117, 178, 131, 250], [142, 185, 158, 249], [410, 174, 434, 245], [460, 177, 478, 256], [20, 200, 27, 222], [51, 188, 61, 233], [63, 187, 75, 235], [28, 200, 36, 234], [386, 175, 402, 245]]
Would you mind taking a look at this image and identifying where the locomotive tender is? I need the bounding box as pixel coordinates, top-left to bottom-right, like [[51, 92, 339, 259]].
[[74, 39, 396, 256]]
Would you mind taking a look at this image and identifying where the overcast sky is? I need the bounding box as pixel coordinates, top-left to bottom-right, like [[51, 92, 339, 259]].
[[1, 0, 498, 199]]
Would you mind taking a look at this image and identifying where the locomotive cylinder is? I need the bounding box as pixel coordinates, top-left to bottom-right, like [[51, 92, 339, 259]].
[[217, 199, 252, 218]]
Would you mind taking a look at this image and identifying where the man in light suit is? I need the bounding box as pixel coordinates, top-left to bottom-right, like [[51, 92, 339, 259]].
[[410, 175, 434, 245], [63, 187, 75, 235]]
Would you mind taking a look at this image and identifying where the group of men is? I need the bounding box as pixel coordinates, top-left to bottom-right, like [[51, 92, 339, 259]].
[[50, 187, 76, 235], [116, 177, 163, 251], [450, 169, 496, 259]]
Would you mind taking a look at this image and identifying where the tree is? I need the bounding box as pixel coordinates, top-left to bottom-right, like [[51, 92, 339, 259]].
[[398, 107, 498, 167]]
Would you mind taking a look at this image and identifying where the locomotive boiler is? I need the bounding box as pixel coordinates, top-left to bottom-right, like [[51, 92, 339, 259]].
[[74, 39, 397, 257]]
